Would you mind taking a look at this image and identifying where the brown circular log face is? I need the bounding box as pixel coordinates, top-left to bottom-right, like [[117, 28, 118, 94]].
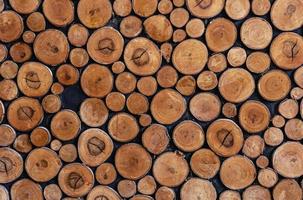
[[258, 70, 291, 101], [206, 18, 237, 52], [25, 147, 62, 182], [220, 155, 256, 190], [271, 0, 303, 31], [17, 62, 53, 97], [124, 37, 161, 76], [186, 0, 224, 18], [87, 27, 124, 65], [142, 124, 169, 155], [241, 17, 273, 50], [273, 179, 303, 200], [173, 120, 204, 152], [34, 29, 69, 66], [172, 39, 208, 75], [270, 32, 303, 70], [151, 89, 186, 125], [180, 178, 217, 200], [50, 109, 81, 141], [78, 128, 113, 167], [77, 0, 112, 29], [115, 143, 152, 180], [0, 11, 23, 43], [153, 152, 189, 187], [87, 185, 121, 200], [0, 147, 23, 183], [58, 163, 94, 197], [190, 92, 221, 122], [11, 179, 43, 200], [207, 119, 244, 157], [1, 0, 303, 197], [42, 0, 74, 27], [7, 97, 43, 132], [219, 68, 255, 103], [273, 142, 303, 178], [190, 149, 220, 179], [80, 64, 113, 98], [239, 100, 271, 133]]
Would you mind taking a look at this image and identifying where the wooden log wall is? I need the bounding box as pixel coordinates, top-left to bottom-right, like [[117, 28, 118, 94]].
[[0, 0, 302, 199]]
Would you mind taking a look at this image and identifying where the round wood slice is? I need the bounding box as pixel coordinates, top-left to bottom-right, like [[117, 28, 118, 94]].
[[180, 178, 217, 200]]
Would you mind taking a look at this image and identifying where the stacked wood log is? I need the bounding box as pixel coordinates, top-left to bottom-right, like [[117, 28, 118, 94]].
[[0, 0, 302, 199]]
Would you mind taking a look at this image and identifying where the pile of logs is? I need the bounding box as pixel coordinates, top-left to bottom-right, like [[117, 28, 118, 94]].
[[0, 0, 302, 199]]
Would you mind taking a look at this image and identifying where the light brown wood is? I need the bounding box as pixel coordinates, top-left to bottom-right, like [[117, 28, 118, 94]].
[[186, 18, 205, 38], [120, 15, 143, 38], [207, 53, 227, 73], [0, 11, 23, 43], [67, 24, 89, 47], [0, 147, 23, 183], [0, 124, 16, 147], [0, 79, 18, 101], [172, 39, 208, 75], [219, 68, 255, 103], [239, 100, 270, 133], [176, 75, 196, 96], [225, 0, 250, 20], [243, 185, 271, 200], [137, 76, 158, 96], [144, 15, 173, 42], [242, 135, 265, 158], [132, 0, 158, 17], [270, 32, 303, 70], [186, 0, 225, 18], [190, 92, 221, 122], [113, 0, 132, 17], [219, 190, 241, 200], [256, 155, 269, 169], [58, 163, 94, 197], [220, 155, 256, 190], [9, 0, 40, 14], [264, 127, 284, 146], [271, 0, 303, 31], [273, 142, 303, 178], [81, 64, 113, 98], [115, 143, 152, 180], [155, 186, 175, 200], [50, 109, 81, 141], [227, 47, 247, 67], [126, 92, 149, 115], [112, 61, 125, 74], [59, 144, 77, 163], [44, 184, 62, 200], [246, 51, 271, 73], [190, 148, 220, 179], [95, 163, 117, 185], [252, 0, 271, 16], [25, 147, 62, 182], [157, 65, 178, 88], [69, 48, 89, 68], [7, 97, 43, 132], [158, 0, 173, 15], [11, 179, 43, 200], [273, 179, 302, 200], [258, 168, 278, 188], [180, 178, 217, 200], [0, 60, 18, 79], [108, 112, 139, 142], [43, 0, 74, 27], [117, 179, 136, 198], [284, 118, 303, 140], [13, 134, 33, 153], [258, 70, 291, 101], [142, 124, 169, 155], [197, 70, 218, 91], [34, 29, 69, 66], [87, 27, 124, 65], [26, 12, 46, 32], [77, 0, 112, 29], [105, 92, 126, 111], [115, 72, 137, 94], [138, 175, 157, 195], [173, 120, 205, 152], [153, 151, 189, 187], [206, 119, 244, 157], [124, 37, 161, 76], [205, 18, 237, 52], [222, 102, 237, 118], [272, 115, 286, 128], [30, 126, 51, 147], [17, 62, 53, 97], [78, 128, 113, 167], [87, 186, 121, 200], [240, 17, 273, 50], [79, 98, 108, 127], [151, 89, 186, 124]]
